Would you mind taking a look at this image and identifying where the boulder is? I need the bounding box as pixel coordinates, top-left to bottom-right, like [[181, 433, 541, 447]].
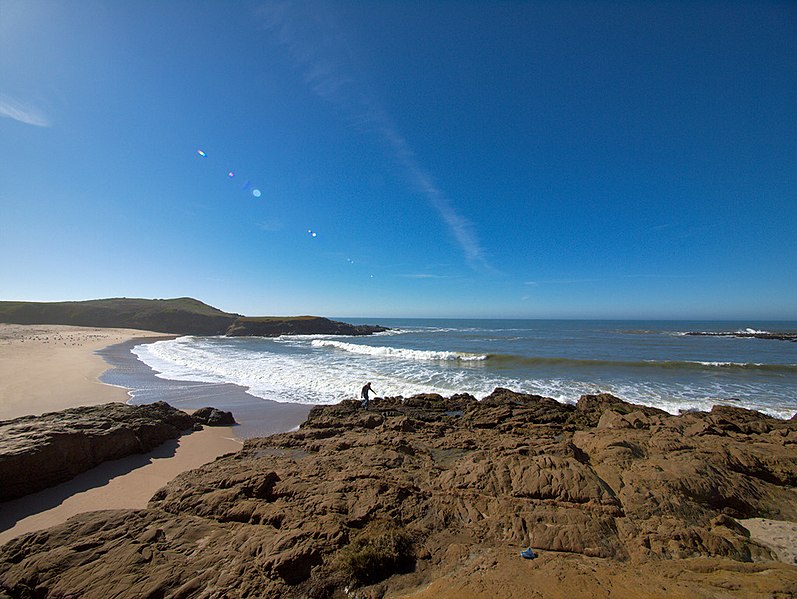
[[1, 402, 195, 501], [192, 407, 236, 426]]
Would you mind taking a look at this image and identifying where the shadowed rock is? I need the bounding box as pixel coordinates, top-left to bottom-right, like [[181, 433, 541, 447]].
[[191, 407, 236, 427], [1, 402, 201, 501]]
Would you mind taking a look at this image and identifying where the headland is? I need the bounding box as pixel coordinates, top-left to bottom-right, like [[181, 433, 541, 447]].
[[0, 297, 387, 337]]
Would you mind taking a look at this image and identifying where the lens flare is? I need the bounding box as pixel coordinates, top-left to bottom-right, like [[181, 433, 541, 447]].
[[252, 189, 261, 198], [197, 150, 206, 157], [228, 171, 235, 177]]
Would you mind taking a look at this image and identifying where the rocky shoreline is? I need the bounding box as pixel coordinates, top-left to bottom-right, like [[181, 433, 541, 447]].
[[0, 402, 235, 502], [685, 331, 797, 342], [2, 390, 796, 597]]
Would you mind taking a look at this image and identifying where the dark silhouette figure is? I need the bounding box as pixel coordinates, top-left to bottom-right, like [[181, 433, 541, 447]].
[[361, 382, 375, 409]]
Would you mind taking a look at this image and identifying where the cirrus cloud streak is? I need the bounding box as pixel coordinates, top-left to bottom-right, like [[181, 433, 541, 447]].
[[258, 1, 491, 272], [0, 93, 49, 127]]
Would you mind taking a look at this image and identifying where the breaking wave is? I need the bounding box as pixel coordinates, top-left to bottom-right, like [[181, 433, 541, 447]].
[[485, 354, 797, 373], [311, 340, 487, 362]]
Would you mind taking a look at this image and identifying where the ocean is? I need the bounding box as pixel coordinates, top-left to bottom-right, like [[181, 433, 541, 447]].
[[127, 319, 797, 420]]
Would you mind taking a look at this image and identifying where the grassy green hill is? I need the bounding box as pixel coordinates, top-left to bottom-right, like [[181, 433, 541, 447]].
[[0, 297, 238, 335], [0, 298, 387, 336]]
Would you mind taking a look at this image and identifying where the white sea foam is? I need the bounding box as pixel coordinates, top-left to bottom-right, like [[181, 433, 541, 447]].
[[130, 333, 797, 420], [310, 340, 488, 361], [690, 361, 762, 368], [133, 338, 470, 404], [673, 328, 772, 336]]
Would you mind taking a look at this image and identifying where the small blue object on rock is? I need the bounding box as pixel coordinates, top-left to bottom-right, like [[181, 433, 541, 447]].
[[520, 547, 537, 559]]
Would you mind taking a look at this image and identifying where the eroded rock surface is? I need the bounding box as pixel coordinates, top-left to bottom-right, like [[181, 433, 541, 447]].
[[0, 402, 195, 501], [191, 407, 236, 427], [2, 390, 797, 598]]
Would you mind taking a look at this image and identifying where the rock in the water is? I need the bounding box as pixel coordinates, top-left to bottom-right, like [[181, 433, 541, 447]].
[[2, 389, 797, 598], [224, 316, 387, 337], [0, 402, 195, 501], [192, 407, 236, 426]]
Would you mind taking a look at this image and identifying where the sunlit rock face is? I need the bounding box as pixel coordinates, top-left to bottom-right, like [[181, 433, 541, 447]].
[[0, 402, 195, 501], [2, 390, 797, 598]]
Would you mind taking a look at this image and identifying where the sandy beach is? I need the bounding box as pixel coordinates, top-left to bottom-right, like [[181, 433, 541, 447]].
[[0, 324, 243, 544], [0, 324, 164, 420]]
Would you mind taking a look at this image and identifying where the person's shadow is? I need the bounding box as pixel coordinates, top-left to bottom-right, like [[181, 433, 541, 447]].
[[0, 438, 180, 534]]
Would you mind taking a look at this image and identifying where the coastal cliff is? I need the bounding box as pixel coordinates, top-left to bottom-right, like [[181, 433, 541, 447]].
[[2, 390, 796, 597], [0, 298, 387, 337]]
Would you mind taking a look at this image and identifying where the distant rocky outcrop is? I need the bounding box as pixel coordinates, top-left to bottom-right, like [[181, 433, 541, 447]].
[[0, 402, 225, 502], [224, 316, 388, 337], [685, 331, 797, 342], [0, 297, 388, 337], [2, 390, 797, 597]]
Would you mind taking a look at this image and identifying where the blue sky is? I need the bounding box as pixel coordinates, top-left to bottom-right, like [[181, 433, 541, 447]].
[[1, 0, 795, 319]]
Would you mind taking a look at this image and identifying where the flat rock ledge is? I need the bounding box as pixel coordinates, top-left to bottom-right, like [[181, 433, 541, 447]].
[[0, 402, 233, 502], [2, 390, 797, 598]]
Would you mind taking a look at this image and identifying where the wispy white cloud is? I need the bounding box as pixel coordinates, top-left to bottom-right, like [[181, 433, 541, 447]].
[[0, 93, 49, 127], [623, 273, 695, 279], [256, 219, 284, 232], [400, 273, 460, 280], [532, 277, 602, 285], [527, 274, 693, 287], [258, 1, 492, 272]]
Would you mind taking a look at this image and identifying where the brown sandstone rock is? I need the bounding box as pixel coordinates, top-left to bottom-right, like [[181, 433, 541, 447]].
[[191, 406, 237, 426], [0, 402, 195, 501], [1, 389, 796, 598]]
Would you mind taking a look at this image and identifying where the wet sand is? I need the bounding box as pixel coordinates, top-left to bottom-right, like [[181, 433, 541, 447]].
[[99, 337, 312, 439]]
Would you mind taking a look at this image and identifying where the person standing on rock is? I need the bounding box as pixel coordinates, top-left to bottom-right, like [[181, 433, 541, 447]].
[[361, 382, 375, 409]]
